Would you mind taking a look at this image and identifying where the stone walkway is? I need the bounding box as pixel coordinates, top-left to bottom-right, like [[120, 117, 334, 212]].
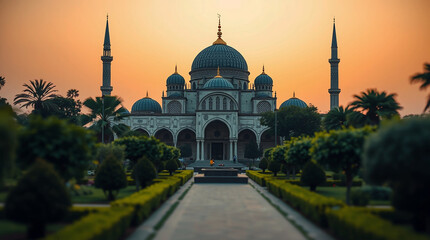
[[152, 183, 307, 240]]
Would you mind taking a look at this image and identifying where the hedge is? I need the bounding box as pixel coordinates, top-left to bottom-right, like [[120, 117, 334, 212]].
[[326, 207, 430, 240], [266, 179, 344, 226], [45, 206, 134, 240]]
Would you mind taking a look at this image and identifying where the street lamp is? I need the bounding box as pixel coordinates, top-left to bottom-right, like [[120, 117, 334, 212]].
[[101, 95, 105, 144]]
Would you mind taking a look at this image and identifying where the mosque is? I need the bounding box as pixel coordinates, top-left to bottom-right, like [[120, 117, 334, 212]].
[[102, 17, 341, 161]]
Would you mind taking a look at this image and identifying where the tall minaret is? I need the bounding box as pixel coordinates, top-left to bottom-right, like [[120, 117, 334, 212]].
[[101, 15, 113, 96], [328, 18, 340, 110]]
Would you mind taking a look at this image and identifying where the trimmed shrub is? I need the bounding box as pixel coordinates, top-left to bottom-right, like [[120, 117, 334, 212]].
[[350, 189, 370, 206], [364, 117, 430, 232], [5, 159, 71, 238], [268, 160, 281, 176], [165, 159, 178, 176], [300, 160, 326, 191], [95, 154, 127, 200], [133, 156, 157, 189], [259, 157, 268, 172], [361, 186, 392, 201]]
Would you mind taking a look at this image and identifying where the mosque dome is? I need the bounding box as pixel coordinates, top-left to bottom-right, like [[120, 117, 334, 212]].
[[280, 93, 308, 109], [202, 68, 234, 89], [118, 108, 130, 115], [254, 66, 273, 85], [131, 94, 162, 113], [166, 66, 185, 85], [191, 44, 248, 71]]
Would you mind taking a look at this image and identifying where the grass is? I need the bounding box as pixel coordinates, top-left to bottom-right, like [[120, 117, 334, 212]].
[[314, 186, 390, 206], [70, 185, 137, 203], [0, 220, 66, 238]]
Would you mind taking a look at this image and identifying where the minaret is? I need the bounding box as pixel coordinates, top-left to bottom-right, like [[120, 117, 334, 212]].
[[101, 15, 113, 96], [328, 18, 340, 110]]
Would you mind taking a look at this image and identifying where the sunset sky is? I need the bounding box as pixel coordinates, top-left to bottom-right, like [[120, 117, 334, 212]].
[[1, 0, 429, 115]]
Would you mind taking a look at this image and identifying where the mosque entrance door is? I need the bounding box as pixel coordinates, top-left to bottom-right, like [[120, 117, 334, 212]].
[[211, 143, 223, 160]]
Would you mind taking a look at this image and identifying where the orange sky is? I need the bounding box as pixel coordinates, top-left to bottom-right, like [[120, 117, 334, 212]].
[[1, 0, 429, 116]]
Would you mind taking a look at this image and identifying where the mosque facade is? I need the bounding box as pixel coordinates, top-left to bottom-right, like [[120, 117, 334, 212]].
[[102, 17, 340, 161]]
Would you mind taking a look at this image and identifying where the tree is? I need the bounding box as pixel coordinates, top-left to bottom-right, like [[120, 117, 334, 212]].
[[133, 156, 157, 189], [96, 143, 125, 165], [322, 106, 366, 130], [284, 137, 312, 179], [268, 160, 281, 177], [82, 96, 128, 142], [49, 96, 82, 124], [349, 89, 402, 125], [244, 140, 262, 168], [259, 157, 268, 173], [410, 63, 430, 112], [0, 76, 12, 110], [17, 116, 96, 181], [14, 79, 58, 117], [165, 159, 179, 176], [260, 105, 321, 139], [270, 145, 289, 176], [179, 144, 192, 158], [0, 109, 18, 188], [363, 117, 430, 233], [311, 127, 373, 205], [95, 154, 127, 200], [5, 159, 71, 238], [300, 160, 326, 191], [0, 76, 5, 89]]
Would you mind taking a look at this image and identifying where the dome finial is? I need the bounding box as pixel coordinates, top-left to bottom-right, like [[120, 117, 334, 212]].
[[293, 91, 296, 98], [146, 91, 149, 98], [174, 64, 178, 74], [215, 66, 222, 78], [262, 65, 266, 74], [213, 14, 226, 45]]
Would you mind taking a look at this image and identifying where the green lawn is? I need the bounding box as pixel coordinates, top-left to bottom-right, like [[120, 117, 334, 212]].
[[314, 186, 391, 206], [0, 220, 66, 238], [70, 185, 137, 203]]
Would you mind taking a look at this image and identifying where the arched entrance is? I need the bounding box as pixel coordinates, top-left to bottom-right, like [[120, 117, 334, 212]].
[[154, 128, 174, 146], [133, 128, 149, 136], [260, 129, 278, 154], [204, 120, 230, 160], [238, 129, 258, 161], [177, 129, 196, 161]]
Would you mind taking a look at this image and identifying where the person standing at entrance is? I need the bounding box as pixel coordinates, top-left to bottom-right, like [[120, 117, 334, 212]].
[[233, 155, 237, 163]]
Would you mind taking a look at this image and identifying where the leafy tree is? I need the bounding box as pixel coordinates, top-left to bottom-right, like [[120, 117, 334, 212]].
[[0, 76, 12, 110], [349, 89, 402, 125], [82, 96, 128, 142], [260, 105, 321, 139], [165, 159, 178, 176], [49, 96, 82, 124], [410, 63, 430, 112], [0, 109, 18, 188], [96, 143, 125, 165], [133, 156, 157, 189], [5, 159, 71, 238], [311, 127, 373, 205], [268, 160, 281, 176], [95, 154, 127, 200], [0, 76, 5, 89], [17, 116, 96, 181], [179, 144, 192, 158], [244, 140, 262, 168], [259, 157, 268, 173], [14, 79, 58, 117], [363, 117, 430, 233], [300, 160, 326, 191], [284, 137, 312, 179], [270, 145, 289, 176], [322, 106, 366, 130]]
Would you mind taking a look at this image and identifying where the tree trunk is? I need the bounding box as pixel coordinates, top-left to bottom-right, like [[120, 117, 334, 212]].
[[27, 222, 45, 239], [108, 190, 115, 201], [345, 170, 353, 205], [292, 167, 296, 180], [274, 171, 277, 177], [310, 185, 316, 191]]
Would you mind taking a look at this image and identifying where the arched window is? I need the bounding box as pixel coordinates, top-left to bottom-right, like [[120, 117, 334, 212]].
[[223, 98, 227, 110], [230, 100, 234, 110], [216, 97, 220, 110], [202, 100, 206, 110], [209, 98, 213, 110], [192, 82, 196, 90]]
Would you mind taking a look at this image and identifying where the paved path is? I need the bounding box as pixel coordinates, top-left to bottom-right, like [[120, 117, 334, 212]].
[[153, 183, 306, 240]]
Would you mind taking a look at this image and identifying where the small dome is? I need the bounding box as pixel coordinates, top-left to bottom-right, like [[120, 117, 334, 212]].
[[118, 108, 130, 115], [202, 68, 234, 89], [255, 66, 273, 85], [131, 96, 162, 113], [166, 66, 185, 85], [280, 94, 307, 108]]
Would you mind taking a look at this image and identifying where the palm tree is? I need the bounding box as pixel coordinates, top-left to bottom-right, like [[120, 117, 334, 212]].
[[14, 79, 58, 116], [66, 89, 80, 99], [0, 76, 5, 90], [82, 96, 129, 142], [323, 106, 369, 130], [410, 63, 430, 112], [349, 89, 402, 125]]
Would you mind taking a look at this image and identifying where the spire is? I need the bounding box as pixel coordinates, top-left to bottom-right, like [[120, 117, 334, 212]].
[[145, 91, 149, 98], [293, 91, 295, 98], [331, 17, 337, 48], [262, 65, 266, 75], [103, 15, 111, 50], [213, 14, 227, 45], [214, 66, 222, 78], [174, 64, 178, 74]]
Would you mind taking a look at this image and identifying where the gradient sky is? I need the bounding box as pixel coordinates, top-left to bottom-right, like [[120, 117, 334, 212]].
[[1, 0, 429, 115]]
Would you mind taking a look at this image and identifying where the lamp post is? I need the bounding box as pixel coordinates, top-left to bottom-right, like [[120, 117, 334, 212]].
[[274, 109, 278, 146], [101, 95, 105, 144]]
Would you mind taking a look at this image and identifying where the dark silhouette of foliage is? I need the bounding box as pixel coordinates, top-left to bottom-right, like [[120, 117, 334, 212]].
[[165, 159, 178, 176], [95, 154, 127, 200], [410, 63, 430, 112], [0, 109, 18, 188], [285, 137, 312, 179], [5, 159, 71, 239], [349, 89, 402, 125], [259, 157, 268, 173], [268, 160, 281, 176], [14, 79, 59, 117], [260, 105, 321, 139], [179, 144, 192, 158], [323, 106, 366, 130], [0, 76, 5, 89], [17, 116, 96, 181], [364, 117, 430, 233], [133, 156, 157, 189], [96, 143, 125, 165], [300, 160, 326, 191]]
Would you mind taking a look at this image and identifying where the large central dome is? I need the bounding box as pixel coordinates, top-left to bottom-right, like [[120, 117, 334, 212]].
[[191, 44, 248, 71]]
